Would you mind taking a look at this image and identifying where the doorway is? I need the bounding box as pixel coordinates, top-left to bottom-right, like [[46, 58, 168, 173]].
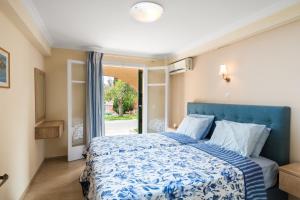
[[67, 59, 169, 161], [103, 65, 143, 136]]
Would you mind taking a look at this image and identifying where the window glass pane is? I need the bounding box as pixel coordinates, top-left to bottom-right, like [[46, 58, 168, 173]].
[[148, 69, 165, 84], [72, 83, 86, 146], [72, 63, 86, 81], [147, 86, 165, 133]]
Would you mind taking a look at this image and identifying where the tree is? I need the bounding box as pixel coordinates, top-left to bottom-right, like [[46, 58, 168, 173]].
[[105, 80, 137, 116]]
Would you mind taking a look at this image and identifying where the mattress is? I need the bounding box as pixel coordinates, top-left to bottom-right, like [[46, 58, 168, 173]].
[[250, 156, 279, 189]]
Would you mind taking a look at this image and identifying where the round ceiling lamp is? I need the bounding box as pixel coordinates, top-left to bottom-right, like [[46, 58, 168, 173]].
[[130, 2, 164, 23]]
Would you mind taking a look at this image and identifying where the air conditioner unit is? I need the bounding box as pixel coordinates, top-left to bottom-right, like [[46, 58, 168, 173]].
[[168, 58, 193, 75]]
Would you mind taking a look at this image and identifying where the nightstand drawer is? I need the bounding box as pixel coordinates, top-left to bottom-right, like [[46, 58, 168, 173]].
[[279, 171, 300, 198]]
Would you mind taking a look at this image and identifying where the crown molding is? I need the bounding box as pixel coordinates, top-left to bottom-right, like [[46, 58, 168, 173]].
[[53, 44, 170, 60], [21, 0, 53, 46], [0, 0, 51, 56]]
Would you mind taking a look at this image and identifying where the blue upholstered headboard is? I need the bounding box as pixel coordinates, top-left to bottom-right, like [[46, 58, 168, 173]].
[[187, 102, 291, 166]]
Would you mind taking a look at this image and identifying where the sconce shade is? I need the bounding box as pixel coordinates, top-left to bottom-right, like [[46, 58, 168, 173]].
[[219, 64, 228, 75], [219, 64, 230, 82]]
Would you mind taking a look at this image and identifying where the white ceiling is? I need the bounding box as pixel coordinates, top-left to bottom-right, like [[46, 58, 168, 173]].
[[25, 0, 297, 58]]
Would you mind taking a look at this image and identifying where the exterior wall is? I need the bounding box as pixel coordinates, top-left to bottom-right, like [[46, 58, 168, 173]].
[[169, 20, 300, 162], [103, 67, 139, 90], [0, 10, 45, 200]]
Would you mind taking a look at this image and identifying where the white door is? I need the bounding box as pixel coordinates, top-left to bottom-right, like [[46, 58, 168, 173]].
[[143, 67, 169, 133], [67, 60, 86, 161]]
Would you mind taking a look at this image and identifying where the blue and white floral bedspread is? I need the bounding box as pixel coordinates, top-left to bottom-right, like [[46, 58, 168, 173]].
[[86, 132, 197, 158], [81, 143, 266, 200]]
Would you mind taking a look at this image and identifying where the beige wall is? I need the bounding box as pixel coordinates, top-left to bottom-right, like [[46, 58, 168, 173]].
[[0, 10, 45, 200], [45, 48, 165, 157], [170, 20, 300, 162], [44, 49, 86, 158], [103, 54, 165, 67]]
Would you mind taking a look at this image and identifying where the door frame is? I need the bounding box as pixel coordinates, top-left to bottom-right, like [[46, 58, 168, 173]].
[[138, 69, 143, 134], [102, 60, 148, 133], [67, 59, 86, 161], [144, 66, 169, 132], [103, 62, 169, 133]]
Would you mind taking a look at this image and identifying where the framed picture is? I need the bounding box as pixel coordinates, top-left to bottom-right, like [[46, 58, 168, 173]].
[[0, 47, 10, 88]]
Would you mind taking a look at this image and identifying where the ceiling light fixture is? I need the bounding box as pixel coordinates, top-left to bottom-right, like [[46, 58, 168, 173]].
[[130, 2, 164, 23]]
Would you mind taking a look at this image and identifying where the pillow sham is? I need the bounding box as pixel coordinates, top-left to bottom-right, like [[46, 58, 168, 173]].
[[207, 120, 266, 157], [251, 128, 271, 157], [207, 121, 227, 145], [188, 114, 215, 138], [176, 115, 214, 140], [188, 114, 215, 119]]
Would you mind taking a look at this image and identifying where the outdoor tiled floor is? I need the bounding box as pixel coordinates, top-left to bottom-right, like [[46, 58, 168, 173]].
[[105, 119, 138, 136]]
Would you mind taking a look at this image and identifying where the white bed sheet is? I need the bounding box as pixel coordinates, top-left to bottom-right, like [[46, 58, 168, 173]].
[[250, 156, 279, 189]]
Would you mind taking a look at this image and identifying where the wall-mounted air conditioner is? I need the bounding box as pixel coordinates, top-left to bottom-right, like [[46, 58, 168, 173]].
[[168, 58, 193, 75]]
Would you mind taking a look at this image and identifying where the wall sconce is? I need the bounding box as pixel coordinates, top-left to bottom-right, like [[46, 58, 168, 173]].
[[219, 64, 230, 82]]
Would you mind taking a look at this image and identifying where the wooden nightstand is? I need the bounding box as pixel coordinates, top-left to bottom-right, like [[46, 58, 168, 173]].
[[279, 163, 300, 198], [35, 120, 64, 139]]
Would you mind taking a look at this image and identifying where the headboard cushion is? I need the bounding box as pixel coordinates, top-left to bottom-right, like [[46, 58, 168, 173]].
[[187, 102, 291, 166]]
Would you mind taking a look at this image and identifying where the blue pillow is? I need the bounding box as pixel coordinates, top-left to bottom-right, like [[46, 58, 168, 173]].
[[176, 115, 214, 140]]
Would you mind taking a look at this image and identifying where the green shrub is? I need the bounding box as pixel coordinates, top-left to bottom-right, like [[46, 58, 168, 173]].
[[105, 80, 137, 116]]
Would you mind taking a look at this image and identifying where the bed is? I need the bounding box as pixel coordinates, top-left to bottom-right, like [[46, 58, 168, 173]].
[[85, 132, 199, 158], [81, 102, 291, 200]]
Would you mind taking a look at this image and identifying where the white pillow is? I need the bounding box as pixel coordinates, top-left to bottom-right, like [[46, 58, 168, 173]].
[[207, 121, 227, 144], [188, 114, 215, 138], [207, 120, 266, 157], [176, 116, 214, 140], [251, 128, 271, 157]]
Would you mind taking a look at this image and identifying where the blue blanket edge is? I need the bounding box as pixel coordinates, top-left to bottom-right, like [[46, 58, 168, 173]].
[[160, 132, 199, 144], [190, 143, 267, 200]]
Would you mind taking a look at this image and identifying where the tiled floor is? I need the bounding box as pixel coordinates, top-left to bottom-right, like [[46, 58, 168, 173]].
[[105, 119, 138, 136], [23, 157, 85, 200]]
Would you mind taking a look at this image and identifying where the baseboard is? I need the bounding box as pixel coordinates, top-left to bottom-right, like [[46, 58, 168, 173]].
[[45, 154, 67, 159], [19, 158, 45, 200], [45, 155, 67, 160], [45, 155, 68, 160]]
